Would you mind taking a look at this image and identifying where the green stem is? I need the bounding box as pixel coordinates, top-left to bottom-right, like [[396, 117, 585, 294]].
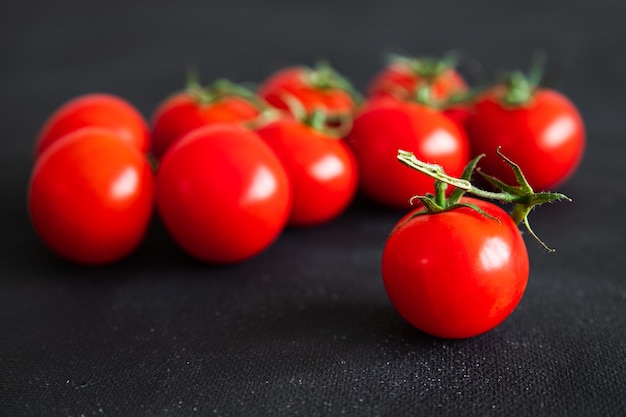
[[434, 180, 447, 207], [396, 149, 571, 252]]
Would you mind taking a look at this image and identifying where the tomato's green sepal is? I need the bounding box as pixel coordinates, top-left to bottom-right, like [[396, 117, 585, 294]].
[[388, 52, 459, 81], [185, 70, 268, 110], [476, 148, 571, 252], [306, 61, 364, 106], [498, 50, 547, 107], [448, 153, 484, 204], [396, 147, 571, 252]]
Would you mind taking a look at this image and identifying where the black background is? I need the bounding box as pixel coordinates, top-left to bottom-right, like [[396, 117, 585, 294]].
[[1, 1, 625, 416]]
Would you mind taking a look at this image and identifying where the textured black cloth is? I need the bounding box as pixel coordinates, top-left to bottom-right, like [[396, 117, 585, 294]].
[[1, 1, 625, 416]]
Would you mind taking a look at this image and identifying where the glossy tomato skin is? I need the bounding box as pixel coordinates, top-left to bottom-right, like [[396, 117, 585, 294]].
[[29, 127, 155, 265], [255, 118, 358, 227], [258, 67, 355, 119], [156, 124, 291, 263], [150, 92, 261, 160], [347, 97, 470, 209], [382, 198, 529, 339], [466, 88, 585, 191], [34, 93, 150, 158], [368, 61, 468, 102]]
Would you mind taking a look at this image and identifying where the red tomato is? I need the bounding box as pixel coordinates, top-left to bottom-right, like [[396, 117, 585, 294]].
[[368, 58, 468, 102], [382, 197, 529, 339], [368, 57, 471, 129], [28, 127, 155, 265], [156, 124, 291, 263], [255, 118, 358, 227], [466, 87, 585, 191], [34, 93, 150, 158], [346, 97, 470, 209], [258, 64, 357, 121], [150, 89, 261, 160]]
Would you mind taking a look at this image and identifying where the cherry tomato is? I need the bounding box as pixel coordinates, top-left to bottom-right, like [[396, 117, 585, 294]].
[[367, 56, 468, 102], [382, 197, 529, 339], [156, 124, 291, 263], [346, 97, 470, 209], [34, 93, 150, 158], [150, 81, 262, 160], [28, 127, 155, 265], [466, 86, 585, 191], [258, 63, 357, 121], [368, 56, 471, 130], [255, 117, 358, 227]]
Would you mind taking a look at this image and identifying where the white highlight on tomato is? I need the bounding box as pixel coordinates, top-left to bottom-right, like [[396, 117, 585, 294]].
[[310, 154, 343, 181], [111, 167, 139, 200], [479, 236, 511, 271], [543, 116, 576, 148], [422, 129, 459, 156], [244, 166, 277, 203]]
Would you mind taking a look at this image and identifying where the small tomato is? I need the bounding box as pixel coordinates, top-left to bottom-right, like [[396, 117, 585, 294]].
[[347, 96, 470, 209], [34, 93, 150, 158], [256, 115, 358, 227], [156, 124, 291, 263], [28, 127, 155, 264]]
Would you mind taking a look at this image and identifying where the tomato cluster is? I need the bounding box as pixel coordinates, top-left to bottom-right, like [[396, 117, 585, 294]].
[[28, 55, 579, 339], [28, 65, 362, 265]]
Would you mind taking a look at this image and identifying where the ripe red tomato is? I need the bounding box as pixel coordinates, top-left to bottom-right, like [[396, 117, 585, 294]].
[[367, 56, 468, 102], [28, 127, 155, 265], [34, 93, 150, 158], [255, 117, 358, 227], [150, 86, 262, 160], [382, 197, 529, 339], [466, 87, 585, 191], [258, 63, 357, 121], [156, 124, 291, 263], [346, 97, 470, 209], [368, 56, 471, 130]]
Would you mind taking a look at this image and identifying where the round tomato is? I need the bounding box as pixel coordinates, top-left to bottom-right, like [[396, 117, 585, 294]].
[[466, 86, 585, 191], [258, 63, 357, 121], [367, 56, 468, 102], [255, 117, 358, 227], [368, 56, 471, 129], [346, 96, 470, 209], [150, 82, 262, 160], [28, 127, 155, 265], [34, 93, 150, 158], [382, 197, 529, 339], [156, 124, 291, 263]]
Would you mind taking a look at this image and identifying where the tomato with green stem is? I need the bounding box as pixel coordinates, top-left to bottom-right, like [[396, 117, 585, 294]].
[[368, 54, 472, 128], [368, 53, 468, 102], [382, 149, 569, 339], [34, 93, 150, 159], [255, 110, 358, 227], [151, 77, 264, 160], [466, 64, 585, 191], [347, 94, 470, 210], [258, 62, 360, 129], [156, 124, 291, 263], [29, 127, 155, 265]]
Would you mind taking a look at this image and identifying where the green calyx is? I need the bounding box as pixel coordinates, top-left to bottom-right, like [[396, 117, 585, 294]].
[[386, 53, 477, 109], [185, 68, 267, 110], [278, 91, 353, 138], [498, 51, 547, 107], [305, 61, 363, 105], [411, 84, 478, 109], [300, 107, 353, 139], [396, 148, 571, 252], [389, 52, 459, 82]]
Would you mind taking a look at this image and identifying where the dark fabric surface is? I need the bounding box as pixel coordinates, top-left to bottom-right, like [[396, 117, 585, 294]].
[[1, 1, 625, 416]]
